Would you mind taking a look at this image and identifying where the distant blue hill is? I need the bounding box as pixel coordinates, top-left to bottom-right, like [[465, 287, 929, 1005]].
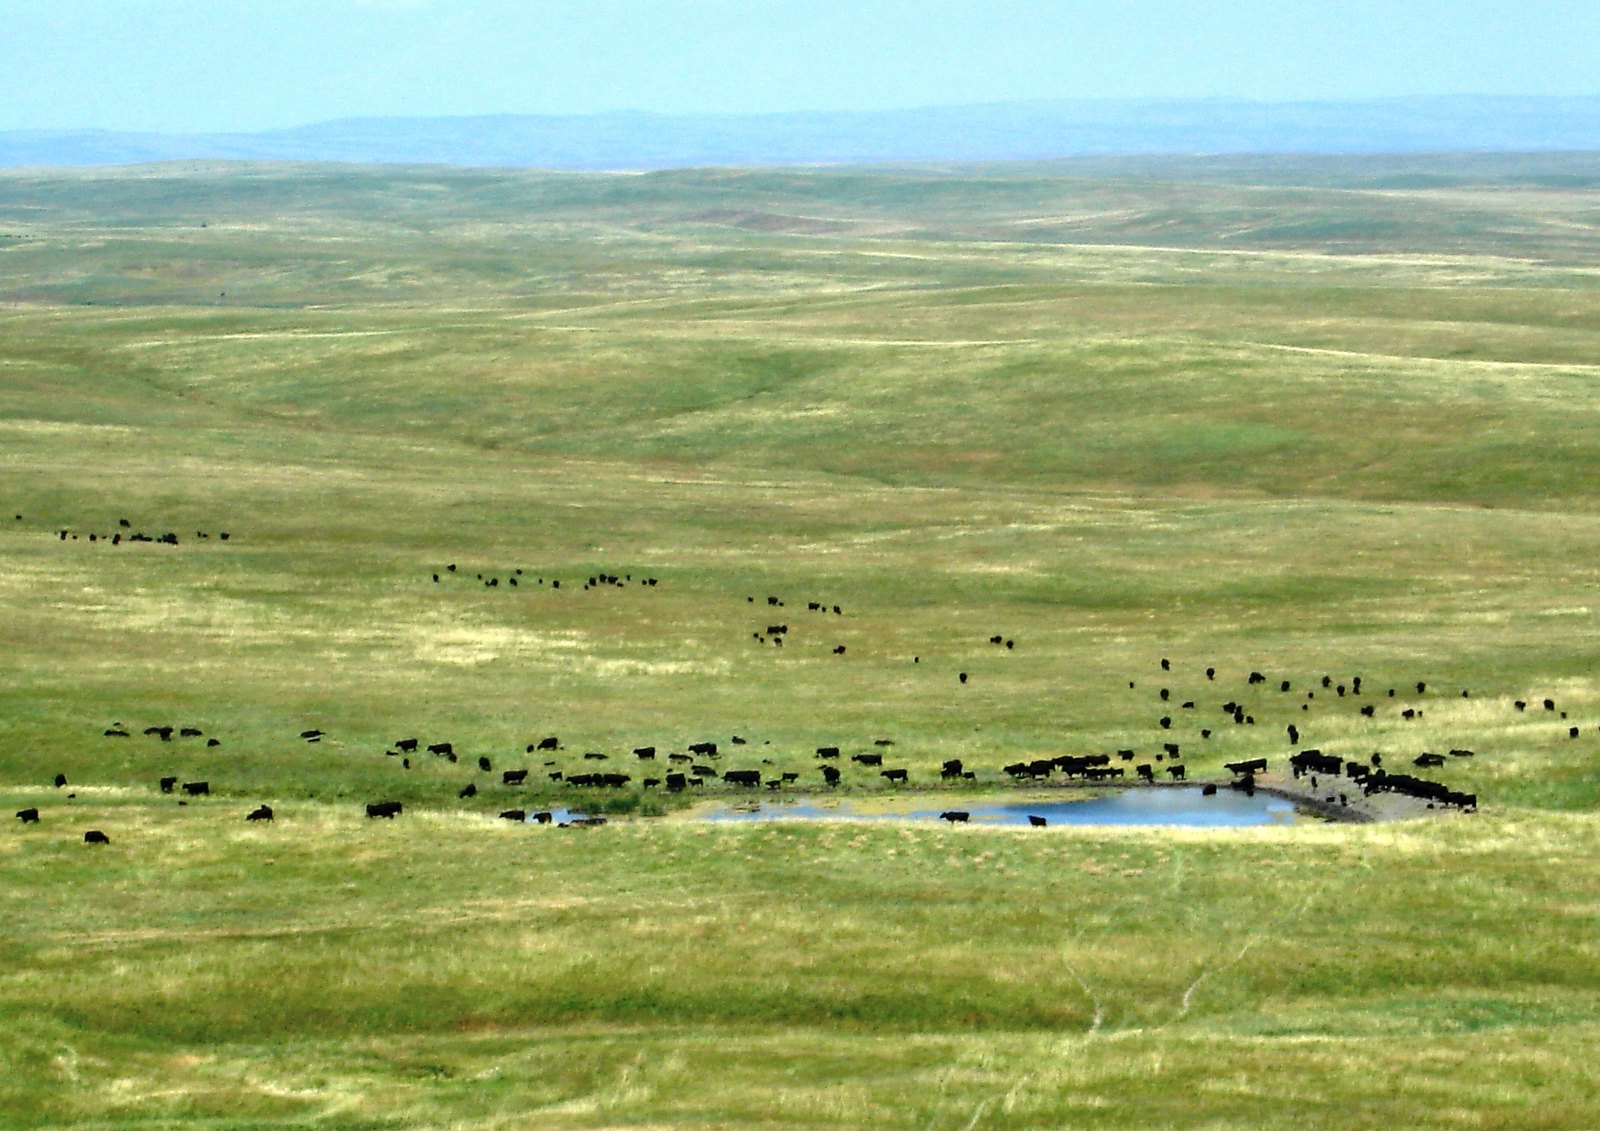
[[4, 96, 1600, 169]]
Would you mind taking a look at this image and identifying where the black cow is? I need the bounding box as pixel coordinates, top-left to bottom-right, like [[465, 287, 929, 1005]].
[[820, 764, 841, 786], [83, 830, 110, 844], [688, 741, 718, 756], [502, 769, 528, 786], [1167, 764, 1186, 781], [365, 801, 402, 819], [1201, 783, 1218, 796], [52, 773, 67, 788], [881, 768, 908, 784], [300, 729, 324, 740], [145, 726, 174, 741], [1414, 753, 1446, 768], [182, 781, 209, 796], [159, 776, 177, 793], [940, 811, 969, 823], [395, 738, 419, 752], [537, 737, 560, 751], [666, 773, 687, 792], [634, 746, 657, 759], [941, 759, 964, 779], [1027, 815, 1048, 827], [1137, 764, 1155, 782], [459, 783, 478, 798], [723, 769, 762, 787], [816, 746, 841, 759], [582, 752, 608, 761], [1224, 758, 1267, 776], [180, 727, 203, 738], [958, 672, 968, 684], [499, 810, 526, 822], [427, 742, 453, 756], [104, 727, 129, 738], [246, 805, 273, 822], [533, 811, 553, 823], [851, 752, 883, 767], [478, 756, 492, 772], [15, 807, 39, 824]]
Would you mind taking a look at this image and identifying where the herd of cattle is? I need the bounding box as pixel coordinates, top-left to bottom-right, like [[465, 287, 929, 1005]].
[[12, 648, 1522, 847], [5, 518, 1515, 840]]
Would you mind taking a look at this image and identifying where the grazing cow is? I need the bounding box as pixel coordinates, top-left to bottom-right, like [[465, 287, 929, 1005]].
[[668, 753, 692, 763], [499, 810, 526, 822], [1206, 667, 1216, 680], [53, 773, 67, 788], [180, 727, 203, 738], [583, 752, 608, 761], [723, 769, 762, 787], [246, 805, 273, 822], [365, 801, 402, 819], [1224, 758, 1267, 777], [104, 727, 129, 738], [730, 736, 746, 745], [206, 738, 221, 748], [395, 738, 418, 752], [15, 807, 39, 824], [427, 742, 454, 756], [532, 811, 553, 824], [1027, 815, 1048, 827], [941, 759, 964, 779], [1117, 750, 1135, 761], [881, 768, 908, 784], [940, 811, 970, 823], [159, 776, 177, 793], [1160, 658, 1170, 671], [643, 778, 661, 789], [875, 739, 894, 746], [1449, 748, 1476, 758], [851, 752, 883, 767], [478, 756, 492, 772], [958, 672, 968, 684], [1159, 717, 1171, 729], [688, 741, 718, 756], [1160, 688, 1170, 701], [781, 772, 799, 783], [1514, 700, 1526, 711], [1136, 764, 1155, 782], [1287, 724, 1299, 745], [459, 783, 477, 799], [1414, 753, 1447, 768], [1417, 682, 1427, 694], [1360, 705, 1376, 717], [182, 781, 209, 796], [819, 764, 841, 786], [1249, 671, 1265, 684], [502, 769, 528, 785], [299, 729, 324, 740], [1545, 699, 1556, 711], [83, 830, 110, 845], [816, 746, 841, 759], [634, 746, 657, 759], [537, 737, 559, 751], [833, 645, 846, 655], [990, 635, 1003, 644], [666, 773, 687, 792], [1163, 742, 1180, 756], [1571, 726, 1581, 739], [1167, 764, 1186, 781], [144, 726, 174, 741]]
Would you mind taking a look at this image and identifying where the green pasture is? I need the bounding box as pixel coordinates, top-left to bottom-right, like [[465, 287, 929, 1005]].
[[2, 153, 1600, 1127]]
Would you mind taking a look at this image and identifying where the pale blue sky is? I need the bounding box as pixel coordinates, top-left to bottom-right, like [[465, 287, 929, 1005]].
[[3, 0, 1597, 133]]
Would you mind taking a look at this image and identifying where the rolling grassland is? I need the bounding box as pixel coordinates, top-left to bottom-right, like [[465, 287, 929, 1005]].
[[2, 154, 1600, 1127]]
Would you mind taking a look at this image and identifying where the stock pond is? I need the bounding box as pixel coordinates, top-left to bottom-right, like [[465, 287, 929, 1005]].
[[701, 786, 1303, 827]]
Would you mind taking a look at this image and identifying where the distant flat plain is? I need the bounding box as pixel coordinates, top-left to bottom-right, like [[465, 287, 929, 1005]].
[[2, 153, 1599, 1128]]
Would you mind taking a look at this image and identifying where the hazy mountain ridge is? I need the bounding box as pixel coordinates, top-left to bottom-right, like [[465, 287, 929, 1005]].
[[5, 95, 1600, 170]]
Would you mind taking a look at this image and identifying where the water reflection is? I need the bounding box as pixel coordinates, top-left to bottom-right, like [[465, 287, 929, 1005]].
[[704, 786, 1299, 827]]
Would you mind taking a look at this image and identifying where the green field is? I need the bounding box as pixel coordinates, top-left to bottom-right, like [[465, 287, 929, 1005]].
[[3, 153, 1600, 1128]]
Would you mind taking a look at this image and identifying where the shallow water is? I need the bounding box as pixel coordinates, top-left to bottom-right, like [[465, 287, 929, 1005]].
[[703, 786, 1299, 827]]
